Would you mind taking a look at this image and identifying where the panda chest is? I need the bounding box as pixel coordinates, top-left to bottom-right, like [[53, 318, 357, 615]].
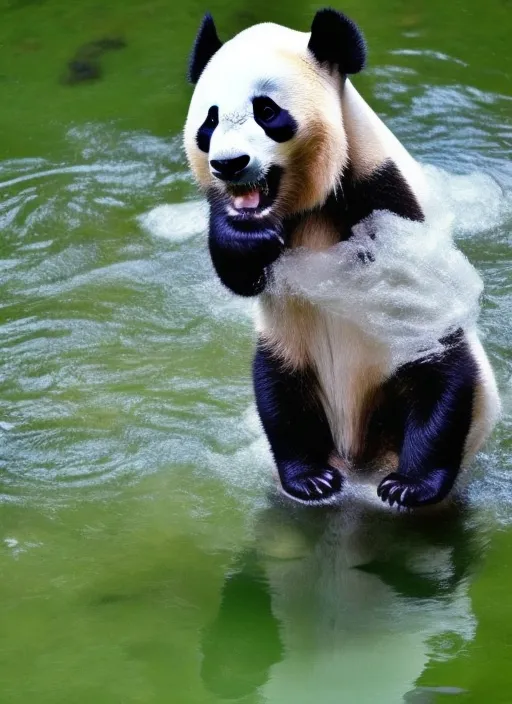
[[258, 297, 390, 459]]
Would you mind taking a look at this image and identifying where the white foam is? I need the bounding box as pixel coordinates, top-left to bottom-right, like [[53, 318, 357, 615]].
[[138, 200, 208, 242], [423, 165, 510, 236], [270, 167, 490, 368]]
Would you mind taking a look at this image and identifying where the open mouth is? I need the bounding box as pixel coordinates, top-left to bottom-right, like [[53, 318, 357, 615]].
[[225, 165, 282, 218]]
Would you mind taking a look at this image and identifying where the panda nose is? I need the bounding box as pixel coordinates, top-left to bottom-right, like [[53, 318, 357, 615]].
[[210, 155, 250, 181]]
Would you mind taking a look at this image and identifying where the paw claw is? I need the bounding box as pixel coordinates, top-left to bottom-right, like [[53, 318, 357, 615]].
[[377, 469, 454, 509], [282, 467, 343, 504], [307, 478, 323, 495]]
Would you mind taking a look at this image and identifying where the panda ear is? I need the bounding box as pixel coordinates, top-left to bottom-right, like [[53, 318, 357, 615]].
[[308, 8, 366, 75], [188, 13, 223, 84]]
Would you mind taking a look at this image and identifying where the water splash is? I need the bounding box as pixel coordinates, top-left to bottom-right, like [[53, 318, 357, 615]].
[[269, 169, 485, 368]]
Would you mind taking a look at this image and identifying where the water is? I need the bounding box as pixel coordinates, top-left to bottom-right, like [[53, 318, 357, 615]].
[[0, 0, 510, 702]]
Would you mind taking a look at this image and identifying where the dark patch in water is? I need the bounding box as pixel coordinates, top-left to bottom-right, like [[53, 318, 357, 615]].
[[201, 553, 283, 700], [65, 60, 101, 84], [62, 37, 126, 85]]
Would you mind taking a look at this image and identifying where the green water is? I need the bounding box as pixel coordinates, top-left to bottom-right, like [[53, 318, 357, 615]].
[[0, 0, 511, 702]]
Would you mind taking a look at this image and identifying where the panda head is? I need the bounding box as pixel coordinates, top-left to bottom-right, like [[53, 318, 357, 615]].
[[184, 9, 366, 228]]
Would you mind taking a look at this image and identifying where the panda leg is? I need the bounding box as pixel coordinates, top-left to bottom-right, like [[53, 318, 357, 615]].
[[377, 335, 478, 509], [253, 342, 343, 504]]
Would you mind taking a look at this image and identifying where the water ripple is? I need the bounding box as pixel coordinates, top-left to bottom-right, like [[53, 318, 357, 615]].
[[0, 92, 510, 511]]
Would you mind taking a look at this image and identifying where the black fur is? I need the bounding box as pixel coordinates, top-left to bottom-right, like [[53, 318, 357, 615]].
[[342, 159, 425, 226], [302, 158, 424, 265], [196, 105, 219, 153], [303, 159, 424, 254], [188, 13, 223, 84], [375, 333, 478, 508], [207, 195, 284, 296], [308, 8, 366, 75], [252, 326, 477, 508], [253, 342, 342, 503]]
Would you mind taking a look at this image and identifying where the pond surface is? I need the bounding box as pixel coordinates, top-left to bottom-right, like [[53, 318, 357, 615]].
[[0, 0, 511, 702]]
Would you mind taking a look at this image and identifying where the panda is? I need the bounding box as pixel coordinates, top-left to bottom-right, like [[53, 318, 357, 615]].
[[183, 8, 501, 509]]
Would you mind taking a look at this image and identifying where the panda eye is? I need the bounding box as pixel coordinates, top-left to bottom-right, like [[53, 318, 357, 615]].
[[262, 105, 276, 121], [253, 97, 280, 124], [196, 105, 219, 153], [205, 105, 219, 127], [252, 96, 297, 143]]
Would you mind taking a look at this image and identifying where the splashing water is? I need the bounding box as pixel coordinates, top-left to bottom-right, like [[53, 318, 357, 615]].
[[269, 165, 508, 368]]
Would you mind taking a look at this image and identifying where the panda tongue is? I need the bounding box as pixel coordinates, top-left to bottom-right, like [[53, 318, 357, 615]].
[[233, 190, 260, 210]]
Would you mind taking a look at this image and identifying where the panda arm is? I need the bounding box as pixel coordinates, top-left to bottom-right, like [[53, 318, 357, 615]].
[[208, 206, 283, 297], [341, 159, 425, 228], [378, 334, 477, 508], [253, 342, 343, 503]]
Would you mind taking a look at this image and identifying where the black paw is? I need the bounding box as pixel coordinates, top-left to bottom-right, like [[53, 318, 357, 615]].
[[208, 220, 284, 297], [281, 468, 343, 504], [377, 469, 454, 508]]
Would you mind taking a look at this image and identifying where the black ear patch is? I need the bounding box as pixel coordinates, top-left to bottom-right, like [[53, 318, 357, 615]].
[[308, 8, 366, 74], [188, 13, 223, 84]]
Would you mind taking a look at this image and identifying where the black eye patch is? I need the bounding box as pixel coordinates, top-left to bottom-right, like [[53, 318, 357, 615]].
[[196, 105, 219, 153], [252, 96, 297, 143]]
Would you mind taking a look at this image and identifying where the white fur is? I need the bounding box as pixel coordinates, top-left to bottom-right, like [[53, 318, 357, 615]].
[[306, 316, 389, 458], [463, 330, 502, 464], [184, 21, 346, 201], [184, 24, 308, 178], [342, 80, 429, 205], [257, 297, 390, 459]]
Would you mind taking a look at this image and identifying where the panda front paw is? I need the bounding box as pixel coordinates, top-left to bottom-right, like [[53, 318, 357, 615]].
[[377, 469, 455, 509], [280, 467, 343, 504], [209, 226, 284, 296]]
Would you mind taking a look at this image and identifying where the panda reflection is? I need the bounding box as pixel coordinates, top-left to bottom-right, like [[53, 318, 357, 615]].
[[184, 9, 500, 509], [200, 500, 478, 702]]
